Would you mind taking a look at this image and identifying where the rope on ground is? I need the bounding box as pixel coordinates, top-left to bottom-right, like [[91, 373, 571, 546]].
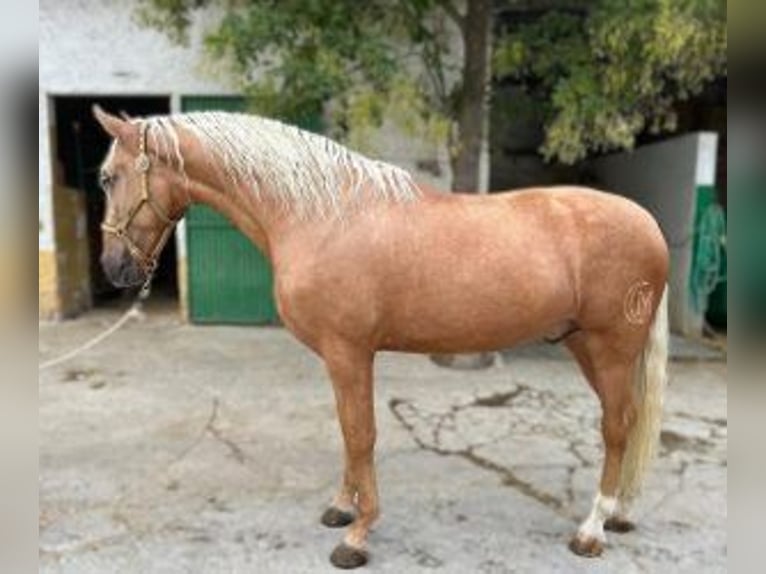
[[39, 281, 153, 371]]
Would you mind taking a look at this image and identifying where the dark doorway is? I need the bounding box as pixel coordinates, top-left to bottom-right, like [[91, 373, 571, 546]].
[[52, 96, 176, 306]]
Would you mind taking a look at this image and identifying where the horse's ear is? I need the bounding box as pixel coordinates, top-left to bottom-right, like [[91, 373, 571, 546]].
[[92, 105, 131, 141]]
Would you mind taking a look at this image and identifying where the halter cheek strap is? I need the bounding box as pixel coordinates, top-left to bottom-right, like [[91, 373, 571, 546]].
[[101, 122, 187, 294]]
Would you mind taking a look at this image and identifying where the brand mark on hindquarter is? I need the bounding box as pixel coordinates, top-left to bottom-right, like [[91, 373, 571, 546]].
[[623, 281, 654, 325]]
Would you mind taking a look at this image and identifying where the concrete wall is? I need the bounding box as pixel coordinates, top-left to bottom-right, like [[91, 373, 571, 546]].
[[363, 120, 453, 191], [39, 93, 57, 317], [40, 0, 234, 96], [592, 132, 719, 336]]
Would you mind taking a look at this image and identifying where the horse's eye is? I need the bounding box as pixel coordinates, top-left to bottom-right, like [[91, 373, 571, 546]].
[[100, 173, 116, 193]]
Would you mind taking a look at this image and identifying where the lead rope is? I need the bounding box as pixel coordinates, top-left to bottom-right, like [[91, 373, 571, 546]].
[[38, 279, 153, 372]]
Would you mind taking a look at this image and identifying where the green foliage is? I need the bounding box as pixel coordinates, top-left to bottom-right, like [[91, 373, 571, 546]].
[[138, 0, 726, 166], [340, 78, 452, 153], [494, 0, 727, 163], [136, 0, 208, 45], [137, 0, 459, 148]]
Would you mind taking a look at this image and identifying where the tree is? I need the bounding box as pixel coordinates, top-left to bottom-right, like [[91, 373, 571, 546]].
[[137, 0, 492, 192], [137, 0, 726, 186], [493, 0, 726, 163]]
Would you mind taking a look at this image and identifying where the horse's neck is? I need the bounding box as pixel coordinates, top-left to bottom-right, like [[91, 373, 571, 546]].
[[175, 128, 429, 261], [185, 176, 305, 260], [171, 130, 300, 258]]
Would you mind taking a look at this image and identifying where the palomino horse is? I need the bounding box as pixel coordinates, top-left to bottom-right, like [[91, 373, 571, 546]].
[[93, 106, 669, 569]]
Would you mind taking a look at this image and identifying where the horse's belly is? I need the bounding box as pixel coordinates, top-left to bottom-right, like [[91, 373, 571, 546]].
[[380, 309, 573, 353], [377, 262, 576, 353]]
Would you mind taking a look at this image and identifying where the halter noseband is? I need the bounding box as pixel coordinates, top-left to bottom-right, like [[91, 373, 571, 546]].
[[101, 122, 185, 293]]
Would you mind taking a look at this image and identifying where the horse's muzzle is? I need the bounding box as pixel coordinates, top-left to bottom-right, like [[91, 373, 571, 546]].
[[100, 247, 147, 288]]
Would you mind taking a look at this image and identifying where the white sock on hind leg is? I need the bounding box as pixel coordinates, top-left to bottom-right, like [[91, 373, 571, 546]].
[[577, 492, 617, 542]]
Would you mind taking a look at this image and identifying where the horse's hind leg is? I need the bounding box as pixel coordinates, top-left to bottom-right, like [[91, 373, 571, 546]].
[[566, 332, 639, 557], [321, 343, 379, 569]]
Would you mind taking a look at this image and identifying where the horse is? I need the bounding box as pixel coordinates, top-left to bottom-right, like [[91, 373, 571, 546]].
[[92, 105, 669, 569]]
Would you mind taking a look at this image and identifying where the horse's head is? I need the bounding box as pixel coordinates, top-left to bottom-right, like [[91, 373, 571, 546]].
[[92, 106, 189, 288]]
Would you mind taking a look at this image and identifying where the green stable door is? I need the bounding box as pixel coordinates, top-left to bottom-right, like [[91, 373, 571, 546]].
[[182, 96, 278, 324]]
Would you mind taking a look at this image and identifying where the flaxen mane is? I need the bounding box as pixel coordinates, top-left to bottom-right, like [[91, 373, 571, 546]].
[[141, 112, 420, 218]]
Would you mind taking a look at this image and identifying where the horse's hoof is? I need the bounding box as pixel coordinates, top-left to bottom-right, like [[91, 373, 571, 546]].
[[321, 507, 355, 528], [604, 517, 636, 533], [568, 535, 604, 558], [330, 542, 369, 569]]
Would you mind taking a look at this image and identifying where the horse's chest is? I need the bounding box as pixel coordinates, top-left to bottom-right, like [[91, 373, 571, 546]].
[[274, 268, 380, 349]]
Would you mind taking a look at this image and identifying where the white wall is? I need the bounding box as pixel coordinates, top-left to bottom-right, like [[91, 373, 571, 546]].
[[39, 93, 54, 251], [593, 132, 719, 336], [40, 0, 235, 96]]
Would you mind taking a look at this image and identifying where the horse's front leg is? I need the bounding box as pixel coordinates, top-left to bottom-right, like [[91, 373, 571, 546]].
[[321, 343, 378, 569]]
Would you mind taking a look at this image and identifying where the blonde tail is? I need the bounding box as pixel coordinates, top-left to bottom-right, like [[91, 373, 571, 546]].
[[619, 284, 669, 502]]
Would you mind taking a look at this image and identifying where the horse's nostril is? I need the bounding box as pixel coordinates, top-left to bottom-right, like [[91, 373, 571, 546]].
[[100, 253, 112, 272], [102, 258, 121, 286], [100, 253, 114, 274], [101, 249, 144, 288]]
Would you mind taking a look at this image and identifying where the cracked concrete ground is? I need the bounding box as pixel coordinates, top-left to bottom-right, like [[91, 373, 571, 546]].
[[39, 306, 727, 573]]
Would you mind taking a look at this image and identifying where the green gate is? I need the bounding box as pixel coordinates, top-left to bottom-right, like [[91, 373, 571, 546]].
[[182, 96, 278, 324]]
